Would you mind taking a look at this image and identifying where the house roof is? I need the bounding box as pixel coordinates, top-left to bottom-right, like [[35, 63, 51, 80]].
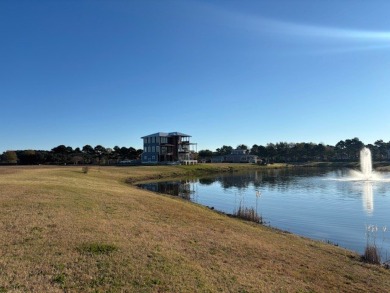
[[168, 132, 191, 137], [141, 132, 191, 138]]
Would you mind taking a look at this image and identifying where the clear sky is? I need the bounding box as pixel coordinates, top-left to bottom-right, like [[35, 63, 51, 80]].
[[1, 0, 390, 153]]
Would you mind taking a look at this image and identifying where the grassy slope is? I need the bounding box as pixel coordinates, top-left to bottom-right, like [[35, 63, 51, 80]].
[[0, 165, 389, 292]]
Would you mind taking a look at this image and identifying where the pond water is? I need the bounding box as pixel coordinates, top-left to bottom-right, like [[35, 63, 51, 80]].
[[138, 168, 390, 259]]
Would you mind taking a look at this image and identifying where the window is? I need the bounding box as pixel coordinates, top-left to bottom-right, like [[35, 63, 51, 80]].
[[152, 155, 155, 160], [148, 146, 151, 152], [144, 147, 147, 152], [144, 155, 147, 160], [152, 146, 155, 152], [156, 146, 160, 153]]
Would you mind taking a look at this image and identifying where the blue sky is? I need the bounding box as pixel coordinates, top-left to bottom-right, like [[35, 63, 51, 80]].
[[1, 0, 390, 153]]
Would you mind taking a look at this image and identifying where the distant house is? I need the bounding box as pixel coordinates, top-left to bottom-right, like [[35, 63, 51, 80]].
[[211, 149, 259, 164], [210, 156, 225, 163], [141, 132, 197, 164]]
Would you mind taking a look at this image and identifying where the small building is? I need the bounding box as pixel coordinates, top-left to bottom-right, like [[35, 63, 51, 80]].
[[141, 132, 197, 164]]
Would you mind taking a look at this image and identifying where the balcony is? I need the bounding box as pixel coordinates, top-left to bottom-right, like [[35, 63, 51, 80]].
[[178, 147, 190, 153]]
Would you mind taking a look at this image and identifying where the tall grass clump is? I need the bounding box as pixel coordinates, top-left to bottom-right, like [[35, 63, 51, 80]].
[[234, 204, 262, 224], [362, 224, 387, 265], [363, 245, 381, 264]]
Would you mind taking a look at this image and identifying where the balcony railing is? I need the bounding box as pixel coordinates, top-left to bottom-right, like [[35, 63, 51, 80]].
[[178, 147, 190, 153]]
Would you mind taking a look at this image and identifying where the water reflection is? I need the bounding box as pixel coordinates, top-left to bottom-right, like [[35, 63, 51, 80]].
[[138, 169, 383, 217], [139, 179, 195, 200], [196, 168, 332, 191], [362, 182, 374, 215]]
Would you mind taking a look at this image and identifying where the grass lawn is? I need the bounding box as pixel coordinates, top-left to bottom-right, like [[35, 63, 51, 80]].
[[0, 165, 389, 292]]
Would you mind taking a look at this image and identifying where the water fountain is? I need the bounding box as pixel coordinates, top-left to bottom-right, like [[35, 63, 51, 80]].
[[350, 147, 380, 181], [352, 147, 387, 214], [360, 147, 374, 180]]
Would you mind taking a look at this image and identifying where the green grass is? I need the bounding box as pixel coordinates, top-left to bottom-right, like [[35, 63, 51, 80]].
[[78, 243, 118, 255], [52, 273, 66, 286]]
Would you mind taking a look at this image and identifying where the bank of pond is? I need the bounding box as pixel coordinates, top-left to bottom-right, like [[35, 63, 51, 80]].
[[137, 167, 390, 265]]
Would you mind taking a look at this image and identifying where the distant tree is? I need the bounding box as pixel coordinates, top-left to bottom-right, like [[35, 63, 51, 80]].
[[52, 145, 68, 154], [127, 147, 138, 160], [3, 151, 18, 164], [335, 140, 347, 160], [66, 146, 74, 153], [256, 145, 268, 158], [374, 140, 388, 160], [198, 149, 213, 158], [51, 145, 70, 164], [18, 150, 38, 164], [82, 145, 95, 164], [291, 143, 303, 161], [71, 155, 83, 165], [250, 144, 259, 155], [366, 144, 379, 160], [265, 143, 277, 163], [236, 144, 248, 150], [136, 149, 143, 159], [119, 147, 128, 158], [82, 145, 94, 155], [345, 138, 364, 160], [113, 146, 120, 153], [275, 142, 290, 162], [94, 145, 107, 164], [325, 145, 336, 160], [314, 143, 326, 159], [94, 145, 106, 156], [215, 145, 233, 156]]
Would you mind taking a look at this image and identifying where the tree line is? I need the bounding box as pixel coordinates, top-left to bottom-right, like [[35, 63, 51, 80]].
[[198, 138, 390, 163], [0, 145, 143, 165], [2, 137, 390, 165]]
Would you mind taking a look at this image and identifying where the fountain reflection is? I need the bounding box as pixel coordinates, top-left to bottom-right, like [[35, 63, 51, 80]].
[[362, 181, 374, 215]]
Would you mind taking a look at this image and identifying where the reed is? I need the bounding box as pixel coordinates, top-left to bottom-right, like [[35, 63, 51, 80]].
[[234, 204, 262, 224], [363, 245, 381, 264]]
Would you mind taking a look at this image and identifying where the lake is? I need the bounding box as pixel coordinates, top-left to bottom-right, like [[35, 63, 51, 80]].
[[138, 167, 390, 259]]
